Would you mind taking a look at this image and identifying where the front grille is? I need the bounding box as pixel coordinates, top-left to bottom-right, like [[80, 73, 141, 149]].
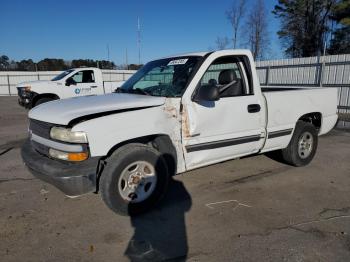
[[29, 119, 53, 139]]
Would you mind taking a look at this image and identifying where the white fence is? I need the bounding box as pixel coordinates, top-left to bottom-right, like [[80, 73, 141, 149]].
[[0, 70, 136, 96], [256, 54, 350, 87]]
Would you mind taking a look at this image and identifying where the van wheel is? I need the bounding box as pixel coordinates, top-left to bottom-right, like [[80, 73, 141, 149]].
[[281, 121, 318, 167], [34, 97, 54, 107], [100, 143, 170, 216]]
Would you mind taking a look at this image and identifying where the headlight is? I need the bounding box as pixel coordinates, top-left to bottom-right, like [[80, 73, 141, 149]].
[[18, 86, 31, 92], [50, 127, 88, 143], [49, 148, 88, 162]]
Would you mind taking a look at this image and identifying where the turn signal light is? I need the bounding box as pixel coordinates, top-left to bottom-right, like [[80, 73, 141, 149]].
[[49, 148, 89, 162], [68, 152, 89, 162]]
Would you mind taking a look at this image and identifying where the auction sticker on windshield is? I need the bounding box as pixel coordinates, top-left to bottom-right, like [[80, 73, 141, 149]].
[[167, 58, 188, 66]]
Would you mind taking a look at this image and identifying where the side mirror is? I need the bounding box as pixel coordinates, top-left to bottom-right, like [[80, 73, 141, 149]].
[[65, 78, 76, 86], [194, 84, 220, 102]]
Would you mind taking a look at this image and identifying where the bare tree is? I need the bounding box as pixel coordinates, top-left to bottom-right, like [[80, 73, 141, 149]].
[[246, 0, 269, 60], [226, 0, 246, 48], [215, 36, 230, 50]]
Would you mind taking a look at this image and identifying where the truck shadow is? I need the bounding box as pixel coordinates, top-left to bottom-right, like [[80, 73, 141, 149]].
[[125, 177, 192, 262]]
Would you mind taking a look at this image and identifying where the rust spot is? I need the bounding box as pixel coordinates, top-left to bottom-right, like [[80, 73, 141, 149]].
[[181, 105, 190, 138], [164, 105, 177, 118]]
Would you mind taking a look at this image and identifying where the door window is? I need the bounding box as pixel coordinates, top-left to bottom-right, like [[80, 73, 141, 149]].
[[200, 56, 247, 98], [71, 70, 95, 83]]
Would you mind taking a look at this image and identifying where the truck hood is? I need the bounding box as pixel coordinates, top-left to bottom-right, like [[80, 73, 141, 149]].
[[29, 93, 166, 125], [17, 80, 59, 89]]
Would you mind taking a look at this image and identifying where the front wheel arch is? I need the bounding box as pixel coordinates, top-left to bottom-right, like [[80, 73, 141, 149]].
[[103, 134, 177, 175], [31, 93, 60, 108]]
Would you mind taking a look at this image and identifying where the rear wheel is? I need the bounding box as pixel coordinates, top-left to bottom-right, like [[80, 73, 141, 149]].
[[281, 121, 318, 166], [100, 143, 170, 216]]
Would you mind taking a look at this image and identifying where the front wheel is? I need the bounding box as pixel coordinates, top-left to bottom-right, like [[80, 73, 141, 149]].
[[100, 143, 170, 216], [281, 121, 318, 167]]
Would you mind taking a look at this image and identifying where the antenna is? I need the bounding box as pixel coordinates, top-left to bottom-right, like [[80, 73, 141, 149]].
[[137, 17, 141, 65]]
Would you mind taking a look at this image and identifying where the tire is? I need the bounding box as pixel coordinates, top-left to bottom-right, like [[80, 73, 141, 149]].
[[281, 121, 318, 167], [100, 143, 170, 216], [34, 97, 54, 107]]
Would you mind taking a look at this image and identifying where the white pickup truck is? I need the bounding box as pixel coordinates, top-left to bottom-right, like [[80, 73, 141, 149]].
[[21, 50, 338, 215], [17, 67, 125, 108]]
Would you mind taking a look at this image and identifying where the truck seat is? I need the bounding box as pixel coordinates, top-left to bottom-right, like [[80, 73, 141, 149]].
[[218, 69, 244, 97]]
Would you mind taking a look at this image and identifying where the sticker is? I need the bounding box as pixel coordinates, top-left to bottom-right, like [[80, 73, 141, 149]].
[[167, 58, 188, 66], [75, 88, 81, 94]]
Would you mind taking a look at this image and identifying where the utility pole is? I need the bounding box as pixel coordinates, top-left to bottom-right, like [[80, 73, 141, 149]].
[[125, 48, 129, 70], [107, 44, 110, 67], [137, 17, 141, 65]]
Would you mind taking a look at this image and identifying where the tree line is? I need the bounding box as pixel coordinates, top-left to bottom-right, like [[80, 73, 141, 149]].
[[0, 56, 143, 71], [215, 0, 350, 60]]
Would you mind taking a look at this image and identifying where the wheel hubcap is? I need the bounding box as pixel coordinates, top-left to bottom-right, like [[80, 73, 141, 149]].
[[118, 161, 157, 203], [298, 131, 313, 159]]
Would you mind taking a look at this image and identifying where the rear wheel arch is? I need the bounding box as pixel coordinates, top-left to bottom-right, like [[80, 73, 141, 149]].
[[297, 112, 322, 133]]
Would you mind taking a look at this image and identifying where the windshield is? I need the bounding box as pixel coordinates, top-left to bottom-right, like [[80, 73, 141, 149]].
[[51, 69, 74, 81], [119, 56, 202, 97]]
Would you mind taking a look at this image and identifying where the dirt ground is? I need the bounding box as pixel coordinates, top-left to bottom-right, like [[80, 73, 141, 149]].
[[1, 96, 350, 262]]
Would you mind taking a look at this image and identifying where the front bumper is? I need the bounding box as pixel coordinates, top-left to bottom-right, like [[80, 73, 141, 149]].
[[21, 139, 99, 196]]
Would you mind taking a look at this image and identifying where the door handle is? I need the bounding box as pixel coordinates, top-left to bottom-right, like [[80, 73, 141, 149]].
[[90, 85, 98, 88], [247, 104, 261, 113]]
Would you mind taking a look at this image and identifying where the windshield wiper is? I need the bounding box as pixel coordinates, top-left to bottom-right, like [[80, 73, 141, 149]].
[[114, 88, 126, 93], [114, 87, 151, 96], [133, 88, 151, 96]]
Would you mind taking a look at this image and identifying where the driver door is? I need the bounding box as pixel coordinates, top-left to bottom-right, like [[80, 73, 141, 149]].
[[182, 55, 266, 170], [65, 70, 100, 98]]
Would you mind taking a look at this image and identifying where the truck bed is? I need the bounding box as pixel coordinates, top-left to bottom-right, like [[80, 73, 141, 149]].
[[261, 87, 338, 154]]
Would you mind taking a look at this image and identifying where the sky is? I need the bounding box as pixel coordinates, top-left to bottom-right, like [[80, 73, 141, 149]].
[[1, 0, 283, 64]]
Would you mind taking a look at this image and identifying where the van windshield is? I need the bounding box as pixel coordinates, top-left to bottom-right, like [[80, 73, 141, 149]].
[[119, 56, 202, 97], [51, 69, 74, 81]]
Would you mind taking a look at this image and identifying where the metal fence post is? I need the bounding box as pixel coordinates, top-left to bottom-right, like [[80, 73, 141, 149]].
[[7, 74, 11, 96], [266, 67, 270, 85], [37, 73, 40, 80], [317, 57, 325, 87]]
